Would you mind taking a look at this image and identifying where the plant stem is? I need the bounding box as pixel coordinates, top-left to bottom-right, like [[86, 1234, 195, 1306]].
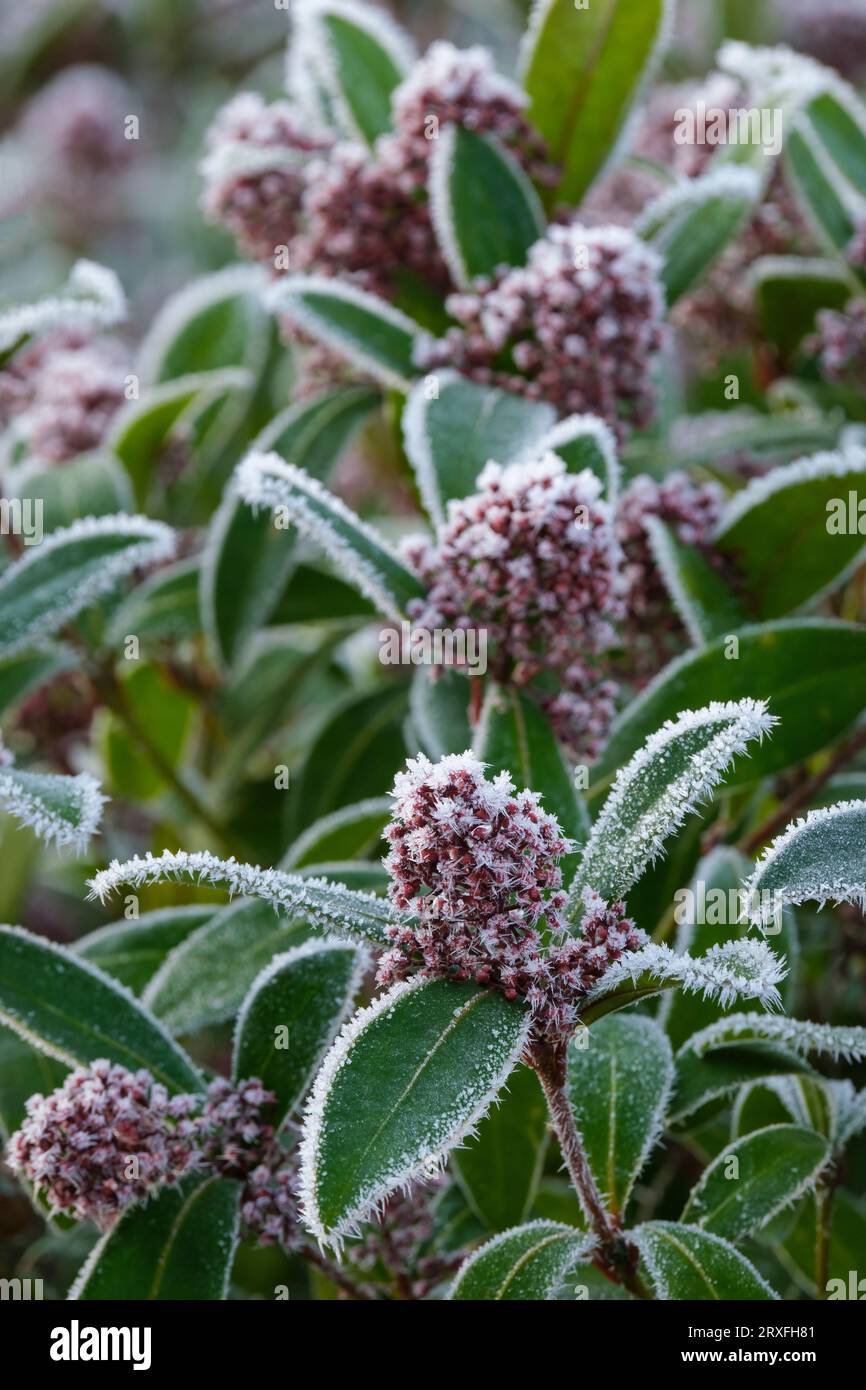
[[93, 666, 237, 855], [814, 1183, 834, 1300], [529, 1042, 651, 1299], [740, 724, 866, 857]]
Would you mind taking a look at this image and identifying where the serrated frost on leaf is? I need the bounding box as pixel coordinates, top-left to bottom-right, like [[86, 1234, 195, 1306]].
[[0, 770, 106, 852], [447, 1220, 593, 1301], [297, 976, 531, 1252], [684, 1011, 866, 1063], [294, 0, 415, 143], [86, 848, 398, 946], [587, 937, 786, 1012], [634, 1220, 780, 1300], [234, 450, 415, 621], [0, 260, 126, 355], [0, 514, 176, 657], [746, 799, 866, 923], [638, 165, 761, 236], [570, 699, 776, 908], [265, 275, 418, 389], [716, 447, 866, 538]]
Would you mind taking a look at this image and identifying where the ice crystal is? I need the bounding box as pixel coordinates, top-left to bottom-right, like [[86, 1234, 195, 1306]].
[[0, 768, 106, 852], [0, 261, 126, 357], [746, 799, 866, 922], [415, 223, 665, 436], [571, 700, 776, 907], [87, 848, 399, 947], [685, 1012, 866, 1063], [588, 937, 787, 1012]]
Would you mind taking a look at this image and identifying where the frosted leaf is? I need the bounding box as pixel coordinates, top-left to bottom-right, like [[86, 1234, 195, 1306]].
[[746, 799, 866, 924], [0, 768, 106, 852], [265, 275, 419, 389], [0, 514, 176, 659], [836, 1087, 866, 1150], [586, 938, 787, 1014], [0, 260, 126, 356], [684, 1012, 866, 1064], [234, 451, 424, 622], [447, 1220, 593, 1301], [87, 849, 402, 947], [715, 447, 866, 540], [569, 699, 775, 909], [637, 165, 761, 237], [292, 0, 416, 143]]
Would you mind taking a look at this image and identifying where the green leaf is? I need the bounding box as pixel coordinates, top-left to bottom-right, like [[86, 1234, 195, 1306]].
[[299, 977, 530, 1245], [12, 452, 132, 530], [476, 682, 589, 873], [107, 559, 201, 646], [282, 797, 390, 869], [202, 387, 378, 668], [137, 266, 269, 384], [643, 516, 746, 644], [73, 906, 214, 994], [0, 766, 104, 850], [311, 2, 413, 144], [682, 1124, 830, 1242], [539, 414, 621, 505], [142, 899, 308, 1036], [0, 646, 75, 718], [684, 1012, 866, 1065], [267, 277, 420, 389], [782, 1189, 866, 1296], [108, 370, 251, 507], [235, 451, 425, 621], [288, 685, 408, 836], [410, 667, 472, 759], [90, 850, 399, 949], [715, 449, 866, 619], [669, 1041, 815, 1125], [566, 1014, 673, 1218], [590, 620, 866, 802], [520, 0, 672, 207], [0, 925, 202, 1093], [570, 699, 773, 907], [638, 167, 760, 304], [70, 1174, 240, 1301], [452, 1064, 549, 1231], [635, 1221, 779, 1299], [233, 939, 366, 1126], [269, 564, 376, 624], [449, 1221, 590, 1301], [746, 800, 866, 926], [786, 89, 866, 278], [0, 514, 175, 658], [430, 126, 544, 288], [402, 371, 556, 526], [752, 256, 852, 355]]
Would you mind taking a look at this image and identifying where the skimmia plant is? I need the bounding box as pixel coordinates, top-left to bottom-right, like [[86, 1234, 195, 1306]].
[[1, 0, 866, 1304]]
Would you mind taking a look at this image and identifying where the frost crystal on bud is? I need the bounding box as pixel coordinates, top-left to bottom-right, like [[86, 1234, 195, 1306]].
[[198, 1076, 277, 1179], [0, 331, 128, 464], [380, 752, 645, 1039], [381, 41, 556, 193], [809, 300, 866, 384], [403, 453, 623, 759], [6, 1060, 201, 1229], [415, 223, 665, 436], [200, 93, 333, 264]]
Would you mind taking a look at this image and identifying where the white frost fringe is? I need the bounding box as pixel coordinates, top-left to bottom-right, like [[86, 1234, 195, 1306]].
[[0, 261, 126, 356], [746, 798, 866, 923], [0, 770, 106, 852], [588, 937, 787, 1012], [684, 1011, 866, 1063]]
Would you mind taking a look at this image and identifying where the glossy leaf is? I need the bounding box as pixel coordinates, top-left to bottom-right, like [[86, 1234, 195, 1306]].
[[449, 1221, 590, 1301], [681, 1124, 830, 1241], [635, 1221, 779, 1299], [299, 977, 530, 1245], [267, 277, 420, 389], [452, 1064, 549, 1231]]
